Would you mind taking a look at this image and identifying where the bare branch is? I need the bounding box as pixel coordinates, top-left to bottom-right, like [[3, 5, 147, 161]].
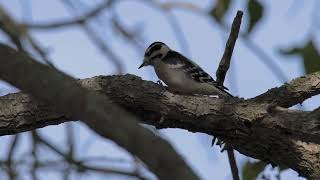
[[145, 1, 289, 83], [241, 38, 288, 82], [25, 35, 55, 68], [0, 5, 54, 66], [62, 0, 124, 74], [30, 131, 40, 180], [5, 135, 20, 180], [34, 132, 146, 179], [0, 69, 320, 178], [216, 11, 243, 86], [164, 12, 191, 56], [250, 73, 320, 107], [226, 146, 240, 180], [1, 72, 320, 143], [23, 1, 112, 29], [0, 44, 199, 180], [0, 5, 25, 50]]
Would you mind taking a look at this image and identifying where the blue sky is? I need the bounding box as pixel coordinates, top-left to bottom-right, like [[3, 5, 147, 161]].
[[0, 0, 319, 179]]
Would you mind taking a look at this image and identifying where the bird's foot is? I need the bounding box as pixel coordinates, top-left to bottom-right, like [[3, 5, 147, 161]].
[[156, 80, 168, 91], [211, 136, 226, 152], [156, 80, 164, 86]]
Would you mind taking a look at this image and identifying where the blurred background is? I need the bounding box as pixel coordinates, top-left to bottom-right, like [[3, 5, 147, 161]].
[[0, 0, 319, 179]]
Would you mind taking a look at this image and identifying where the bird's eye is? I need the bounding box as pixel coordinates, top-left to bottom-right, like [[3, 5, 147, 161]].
[[150, 53, 162, 60], [145, 51, 151, 57], [145, 44, 162, 57]]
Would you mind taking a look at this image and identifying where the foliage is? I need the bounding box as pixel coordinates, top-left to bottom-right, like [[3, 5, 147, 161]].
[[210, 0, 232, 22], [247, 0, 264, 33], [242, 161, 266, 180], [280, 40, 320, 74]]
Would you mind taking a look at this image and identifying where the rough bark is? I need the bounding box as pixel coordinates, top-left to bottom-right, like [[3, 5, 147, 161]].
[[0, 44, 320, 179], [0, 73, 320, 178], [250, 73, 320, 107]]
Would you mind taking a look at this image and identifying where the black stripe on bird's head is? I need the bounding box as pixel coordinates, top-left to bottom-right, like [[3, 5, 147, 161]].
[[139, 42, 171, 69]]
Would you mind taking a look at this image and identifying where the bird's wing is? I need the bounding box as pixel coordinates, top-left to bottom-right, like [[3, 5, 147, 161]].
[[163, 51, 229, 91]]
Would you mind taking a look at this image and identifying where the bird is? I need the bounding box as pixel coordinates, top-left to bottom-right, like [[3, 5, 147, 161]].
[[138, 42, 232, 98]]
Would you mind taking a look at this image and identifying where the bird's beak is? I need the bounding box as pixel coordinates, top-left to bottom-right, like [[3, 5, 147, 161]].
[[138, 61, 146, 69]]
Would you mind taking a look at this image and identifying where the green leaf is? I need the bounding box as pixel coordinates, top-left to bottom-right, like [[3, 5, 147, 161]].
[[247, 0, 263, 33], [242, 161, 267, 180], [279, 41, 320, 74], [209, 0, 232, 23]]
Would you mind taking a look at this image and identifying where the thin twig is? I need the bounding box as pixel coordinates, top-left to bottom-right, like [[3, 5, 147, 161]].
[[242, 37, 288, 82], [24, 0, 124, 72], [164, 12, 191, 57], [0, 5, 24, 50], [25, 35, 56, 68], [62, 0, 124, 74], [227, 146, 240, 180], [147, 1, 288, 82], [110, 14, 145, 52], [140, 0, 192, 56], [217, 18, 288, 82], [216, 11, 243, 86], [33, 132, 147, 179], [64, 123, 75, 180], [6, 135, 20, 180], [23, 1, 112, 29], [30, 131, 39, 180], [0, 4, 56, 67]]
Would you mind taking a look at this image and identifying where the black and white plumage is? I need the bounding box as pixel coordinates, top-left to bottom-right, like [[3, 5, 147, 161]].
[[139, 42, 232, 98]]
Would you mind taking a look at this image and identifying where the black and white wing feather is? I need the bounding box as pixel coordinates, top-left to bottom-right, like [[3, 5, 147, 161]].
[[163, 51, 229, 91]]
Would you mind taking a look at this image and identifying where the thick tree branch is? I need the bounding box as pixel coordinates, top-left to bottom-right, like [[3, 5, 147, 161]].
[[2, 73, 320, 143], [251, 73, 320, 107], [0, 44, 199, 180], [0, 73, 320, 178], [1, 45, 320, 178]]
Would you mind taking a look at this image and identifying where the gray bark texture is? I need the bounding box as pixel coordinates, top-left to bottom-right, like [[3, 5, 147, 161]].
[[0, 44, 320, 179]]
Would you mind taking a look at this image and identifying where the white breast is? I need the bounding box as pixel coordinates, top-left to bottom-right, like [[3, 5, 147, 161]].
[[154, 60, 187, 89], [153, 60, 224, 96]]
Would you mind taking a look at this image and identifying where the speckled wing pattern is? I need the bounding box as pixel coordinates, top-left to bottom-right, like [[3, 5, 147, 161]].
[[162, 51, 229, 91]]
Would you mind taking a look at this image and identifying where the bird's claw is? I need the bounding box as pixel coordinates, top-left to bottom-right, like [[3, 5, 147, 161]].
[[157, 80, 164, 86], [211, 136, 226, 152], [159, 115, 165, 124], [211, 136, 216, 146]]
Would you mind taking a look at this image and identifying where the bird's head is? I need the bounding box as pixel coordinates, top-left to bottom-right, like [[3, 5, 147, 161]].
[[139, 42, 170, 69]]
